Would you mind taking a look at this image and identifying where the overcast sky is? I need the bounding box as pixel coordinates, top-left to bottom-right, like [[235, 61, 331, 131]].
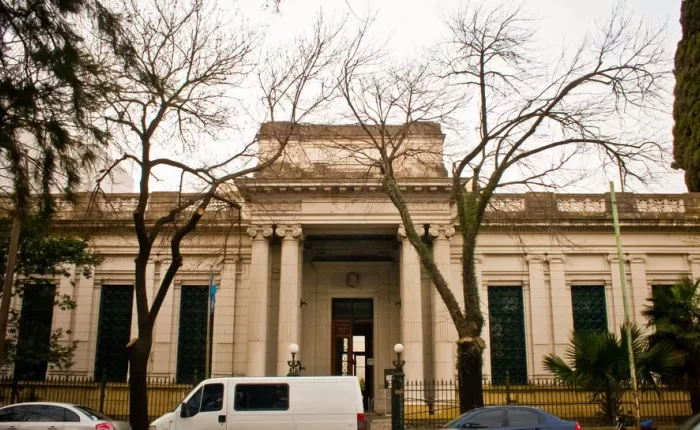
[[135, 0, 687, 194]]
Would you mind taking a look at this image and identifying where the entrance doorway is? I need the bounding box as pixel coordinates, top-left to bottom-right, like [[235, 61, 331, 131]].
[[331, 298, 373, 410]]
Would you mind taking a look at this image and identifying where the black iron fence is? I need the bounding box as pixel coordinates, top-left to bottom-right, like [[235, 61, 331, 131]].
[[0, 376, 194, 423], [403, 379, 694, 429]]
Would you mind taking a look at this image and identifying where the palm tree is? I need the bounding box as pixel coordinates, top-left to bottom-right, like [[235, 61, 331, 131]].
[[543, 323, 678, 425], [642, 277, 700, 414]]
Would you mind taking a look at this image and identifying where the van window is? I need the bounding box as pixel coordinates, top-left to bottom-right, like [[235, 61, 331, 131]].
[[201, 383, 224, 412], [234, 384, 289, 411]]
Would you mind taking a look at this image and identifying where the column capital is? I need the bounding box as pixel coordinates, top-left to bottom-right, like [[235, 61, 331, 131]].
[[275, 224, 303, 240], [397, 224, 425, 239], [607, 254, 625, 263], [547, 254, 566, 264], [247, 225, 273, 240], [628, 254, 647, 264], [689, 254, 700, 263], [474, 254, 484, 264], [428, 224, 456, 240], [525, 254, 546, 264]]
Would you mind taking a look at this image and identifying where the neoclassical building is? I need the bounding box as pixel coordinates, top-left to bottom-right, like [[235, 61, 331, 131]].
[[7, 123, 700, 410]]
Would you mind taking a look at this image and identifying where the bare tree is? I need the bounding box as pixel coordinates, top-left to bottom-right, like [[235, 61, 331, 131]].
[[337, 2, 669, 412], [91, 0, 347, 427]]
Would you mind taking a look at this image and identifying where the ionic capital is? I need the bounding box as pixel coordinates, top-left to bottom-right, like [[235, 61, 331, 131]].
[[628, 254, 647, 264], [607, 254, 624, 264], [397, 224, 425, 239], [547, 254, 566, 264], [428, 224, 456, 241], [525, 254, 546, 264], [689, 254, 700, 263], [276, 224, 303, 241], [247, 225, 273, 241]]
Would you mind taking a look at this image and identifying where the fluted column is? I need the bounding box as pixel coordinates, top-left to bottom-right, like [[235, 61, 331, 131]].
[[213, 256, 238, 376], [428, 224, 456, 381], [526, 255, 550, 377], [246, 225, 273, 376], [276, 224, 303, 376], [548, 255, 572, 357], [398, 225, 425, 383]]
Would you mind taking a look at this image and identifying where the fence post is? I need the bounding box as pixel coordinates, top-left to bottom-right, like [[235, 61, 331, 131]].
[[99, 369, 107, 413], [505, 371, 512, 405], [391, 345, 405, 430], [10, 375, 18, 404]]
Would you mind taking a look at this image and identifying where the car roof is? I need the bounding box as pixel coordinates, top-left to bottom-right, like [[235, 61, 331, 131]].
[[1, 402, 78, 407]]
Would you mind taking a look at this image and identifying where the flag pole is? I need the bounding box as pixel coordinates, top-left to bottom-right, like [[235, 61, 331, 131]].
[[205, 269, 214, 380], [610, 181, 641, 430]]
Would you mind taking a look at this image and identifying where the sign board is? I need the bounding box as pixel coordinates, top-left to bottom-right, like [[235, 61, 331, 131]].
[[384, 369, 396, 389]]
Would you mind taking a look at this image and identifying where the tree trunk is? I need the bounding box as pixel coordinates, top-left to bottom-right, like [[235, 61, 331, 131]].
[[128, 333, 153, 430], [457, 340, 484, 411]]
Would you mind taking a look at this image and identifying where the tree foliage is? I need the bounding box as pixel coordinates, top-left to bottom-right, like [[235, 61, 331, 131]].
[[0, 215, 102, 375], [543, 324, 678, 425], [673, 0, 700, 191], [642, 277, 700, 414]]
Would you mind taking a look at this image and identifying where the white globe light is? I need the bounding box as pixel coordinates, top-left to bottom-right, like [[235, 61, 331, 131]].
[[394, 343, 404, 354], [288, 343, 299, 354]]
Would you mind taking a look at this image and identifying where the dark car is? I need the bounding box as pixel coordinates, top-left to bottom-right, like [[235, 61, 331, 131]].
[[678, 413, 700, 430], [442, 406, 581, 430]]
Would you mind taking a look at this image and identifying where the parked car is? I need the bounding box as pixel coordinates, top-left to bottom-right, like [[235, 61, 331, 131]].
[[149, 375, 366, 430], [678, 413, 700, 430], [0, 402, 130, 430], [441, 406, 581, 430]]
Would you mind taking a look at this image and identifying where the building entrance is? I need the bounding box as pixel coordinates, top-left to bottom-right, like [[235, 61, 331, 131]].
[[331, 298, 373, 410]]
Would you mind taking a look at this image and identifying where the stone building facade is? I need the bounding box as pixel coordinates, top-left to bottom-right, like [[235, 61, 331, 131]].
[[8, 123, 700, 410]]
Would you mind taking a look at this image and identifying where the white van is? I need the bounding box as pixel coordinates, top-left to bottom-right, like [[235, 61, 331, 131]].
[[149, 376, 367, 430]]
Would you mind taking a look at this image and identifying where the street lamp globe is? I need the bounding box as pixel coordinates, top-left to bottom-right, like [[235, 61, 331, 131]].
[[394, 343, 404, 354], [289, 343, 299, 354]]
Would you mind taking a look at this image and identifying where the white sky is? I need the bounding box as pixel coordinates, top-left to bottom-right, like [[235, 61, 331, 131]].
[[133, 0, 687, 194]]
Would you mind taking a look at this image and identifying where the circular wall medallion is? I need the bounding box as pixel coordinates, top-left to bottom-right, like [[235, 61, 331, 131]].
[[346, 272, 360, 288]]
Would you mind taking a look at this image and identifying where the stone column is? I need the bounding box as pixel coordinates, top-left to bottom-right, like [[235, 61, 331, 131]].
[[628, 255, 648, 324], [398, 225, 425, 383], [246, 225, 273, 376], [548, 255, 572, 357], [428, 224, 456, 382], [213, 256, 238, 377], [276, 225, 303, 376], [526, 255, 550, 377], [476, 255, 490, 380], [73, 271, 96, 376], [689, 255, 700, 280], [607, 254, 627, 333]]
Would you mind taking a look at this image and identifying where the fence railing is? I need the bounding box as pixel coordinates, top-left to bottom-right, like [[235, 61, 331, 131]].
[[0, 376, 195, 423], [403, 379, 694, 429]]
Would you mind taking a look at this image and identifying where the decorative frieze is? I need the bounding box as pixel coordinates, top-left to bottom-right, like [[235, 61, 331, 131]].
[[100, 198, 139, 212], [636, 198, 685, 213], [486, 197, 525, 212], [557, 198, 605, 213]]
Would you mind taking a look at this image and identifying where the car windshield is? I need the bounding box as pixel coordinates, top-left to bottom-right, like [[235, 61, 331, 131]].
[[74, 406, 112, 421]]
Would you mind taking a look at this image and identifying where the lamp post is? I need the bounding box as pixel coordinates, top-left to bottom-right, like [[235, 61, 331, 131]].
[[391, 343, 405, 430], [287, 343, 304, 377]]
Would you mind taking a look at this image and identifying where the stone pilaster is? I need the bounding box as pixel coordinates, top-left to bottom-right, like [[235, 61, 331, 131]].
[[213, 256, 238, 377], [276, 224, 303, 376], [475, 255, 489, 380], [689, 255, 700, 280], [398, 225, 425, 382], [607, 254, 627, 333], [428, 224, 456, 381], [548, 255, 572, 357], [246, 225, 273, 376], [628, 255, 648, 324], [526, 255, 550, 376], [73, 271, 97, 376], [47, 265, 75, 377]]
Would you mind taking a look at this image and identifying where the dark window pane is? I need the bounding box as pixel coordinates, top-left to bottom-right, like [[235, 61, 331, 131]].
[[332, 299, 373, 320], [571, 286, 608, 333], [0, 407, 24, 422], [234, 384, 289, 411], [176, 286, 209, 384], [508, 409, 540, 426], [184, 387, 203, 416], [488, 286, 527, 385], [95, 285, 134, 382], [201, 384, 224, 412], [471, 410, 504, 428], [25, 405, 75, 422], [332, 301, 353, 319], [651, 285, 673, 299], [353, 301, 372, 319], [15, 284, 55, 380], [75, 406, 111, 421]]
